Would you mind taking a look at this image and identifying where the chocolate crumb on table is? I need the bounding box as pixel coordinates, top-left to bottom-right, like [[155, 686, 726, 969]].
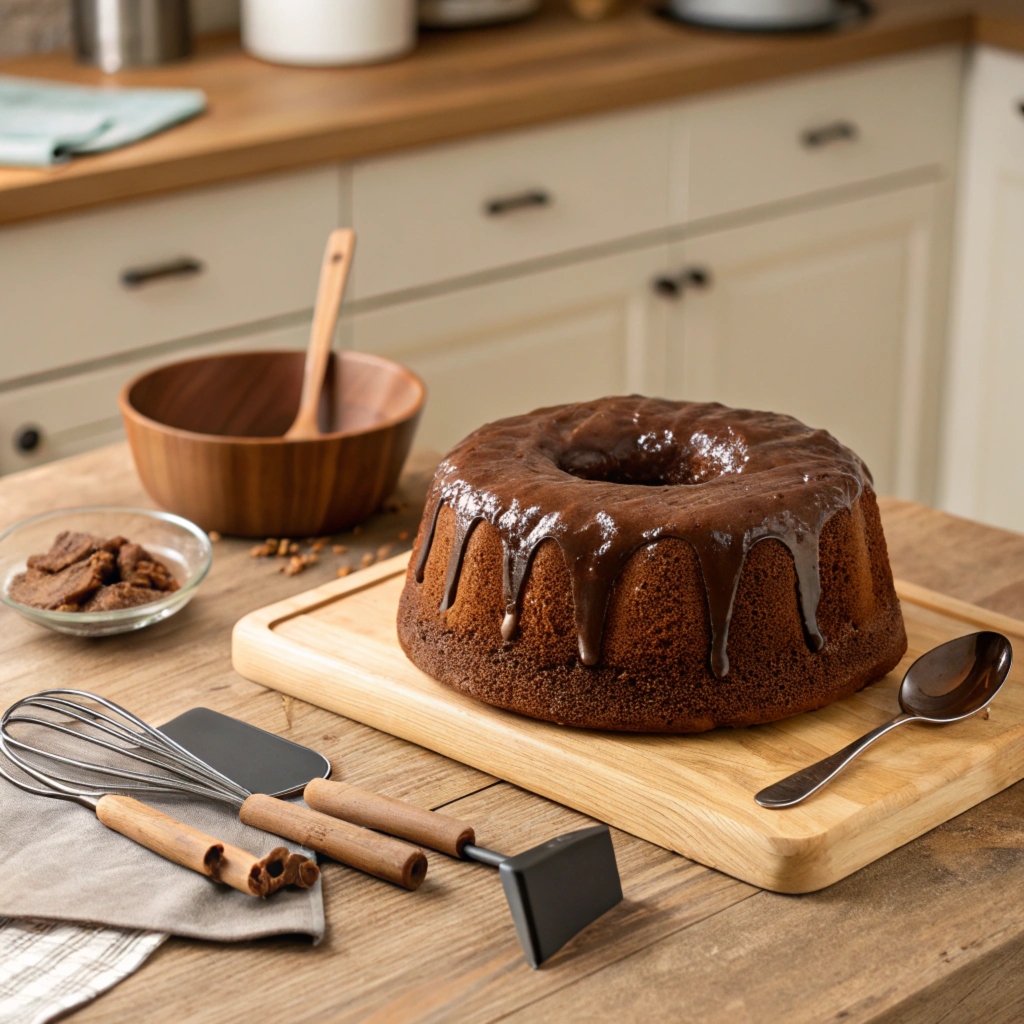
[[9, 531, 179, 612]]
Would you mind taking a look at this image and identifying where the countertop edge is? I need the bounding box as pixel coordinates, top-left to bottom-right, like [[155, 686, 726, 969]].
[[0, 7, 988, 228]]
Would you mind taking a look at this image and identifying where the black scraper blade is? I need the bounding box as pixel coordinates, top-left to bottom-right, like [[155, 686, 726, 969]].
[[498, 824, 622, 968]]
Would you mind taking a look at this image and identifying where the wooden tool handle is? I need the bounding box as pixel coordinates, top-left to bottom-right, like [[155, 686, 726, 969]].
[[239, 793, 427, 890], [95, 794, 225, 881], [285, 228, 356, 440], [304, 778, 475, 858]]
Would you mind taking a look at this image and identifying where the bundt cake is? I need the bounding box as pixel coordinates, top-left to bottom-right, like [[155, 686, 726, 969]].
[[397, 397, 907, 733]]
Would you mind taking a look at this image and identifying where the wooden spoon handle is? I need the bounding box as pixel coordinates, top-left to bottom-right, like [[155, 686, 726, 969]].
[[95, 794, 225, 882], [285, 227, 356, 440], [305, 778, 475, 858], [239, 793, 427, 890]]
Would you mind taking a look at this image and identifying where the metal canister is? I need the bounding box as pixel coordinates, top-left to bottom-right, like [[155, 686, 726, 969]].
[[72, 0, 193, 73]]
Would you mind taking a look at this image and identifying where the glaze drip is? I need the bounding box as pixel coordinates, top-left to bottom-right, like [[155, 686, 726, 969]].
[[414, 397, 869, 678]]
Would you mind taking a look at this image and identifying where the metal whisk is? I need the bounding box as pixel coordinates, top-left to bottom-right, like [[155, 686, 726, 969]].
[[0, 689, 321, 896], [1, 689, 427, 890]]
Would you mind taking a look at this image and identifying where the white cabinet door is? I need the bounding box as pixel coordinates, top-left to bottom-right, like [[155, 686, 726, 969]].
[[941, 48, 1024, 534], [349, 244, 669, 453], [659, 183, 951, 500], [676, 47, 961, 225], [351, 107, 671, 300], [0, 318, 311, 476]]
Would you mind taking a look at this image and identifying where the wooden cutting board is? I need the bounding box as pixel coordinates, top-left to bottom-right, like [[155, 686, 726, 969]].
[[232, 554, 1024, 893]]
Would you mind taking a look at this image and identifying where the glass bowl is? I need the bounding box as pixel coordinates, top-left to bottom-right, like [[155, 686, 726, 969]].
[[0, 507, 212, 637]]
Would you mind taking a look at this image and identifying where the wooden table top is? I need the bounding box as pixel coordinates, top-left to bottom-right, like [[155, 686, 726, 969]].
[[3, 0, 1022, 228], [2, 441, 1023, 1023]]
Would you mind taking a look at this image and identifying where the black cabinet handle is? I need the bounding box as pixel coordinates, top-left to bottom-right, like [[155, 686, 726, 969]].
[[120, 257, 204, 288], [14, 425, 42, 453], [652, 267, 712, 299], [801, 121, 859, 148], [484, 190, 551, 216]]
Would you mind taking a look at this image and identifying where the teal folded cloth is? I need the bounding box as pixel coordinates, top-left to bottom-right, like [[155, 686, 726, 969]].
[[0, 74, 206, 167]]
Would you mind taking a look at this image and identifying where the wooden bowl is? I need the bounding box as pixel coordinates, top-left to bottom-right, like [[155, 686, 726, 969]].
[[120, 350, 425, 538]]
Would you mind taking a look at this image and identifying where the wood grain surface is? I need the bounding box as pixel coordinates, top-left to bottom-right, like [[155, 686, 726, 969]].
[[231, 555, 1024, 893], [2, 445, 1024, 1021], [0, 0, 1000, 227]]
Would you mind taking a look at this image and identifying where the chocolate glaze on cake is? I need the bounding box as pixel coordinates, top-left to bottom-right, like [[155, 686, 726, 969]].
[[415, 398, 867, 675], [399, 396, 907, 732]]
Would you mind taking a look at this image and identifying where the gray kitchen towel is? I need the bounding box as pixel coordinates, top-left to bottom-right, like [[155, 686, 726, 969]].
[[0, 75, 206, 167], [0, 776, 325, 943]]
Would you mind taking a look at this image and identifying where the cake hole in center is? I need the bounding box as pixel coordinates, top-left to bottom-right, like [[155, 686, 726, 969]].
[[559, 431, 746, 486]]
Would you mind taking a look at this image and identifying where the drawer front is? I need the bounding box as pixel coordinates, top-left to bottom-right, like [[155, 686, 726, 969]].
[[350, 243, 668, 452], [350, 107, 671, 299], [0, 320, 310, 476], [0, 167, 341, 384], [679, 48, 962, 224]]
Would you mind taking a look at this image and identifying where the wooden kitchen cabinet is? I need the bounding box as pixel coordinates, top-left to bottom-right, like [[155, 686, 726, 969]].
[[942, 47, 1024, 534], [657, 182, 953, 500], [349, 243, 669, 452]]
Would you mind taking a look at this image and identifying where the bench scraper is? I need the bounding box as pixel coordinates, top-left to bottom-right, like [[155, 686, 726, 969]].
[[304, 777, 623, 968]]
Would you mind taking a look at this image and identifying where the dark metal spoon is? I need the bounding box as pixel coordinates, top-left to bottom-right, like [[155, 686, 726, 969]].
[[755, 631, 1014, 809]]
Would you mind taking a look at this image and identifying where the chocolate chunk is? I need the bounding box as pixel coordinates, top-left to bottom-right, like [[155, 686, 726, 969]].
[[80, 582, 169, 612], [13, 530, 180, 614], [130, 561, 179, 592], [116, 543, 146, 580], [10, 551, 116, 610], [117, 543, 178, 592], [26, 531, 102, 573]]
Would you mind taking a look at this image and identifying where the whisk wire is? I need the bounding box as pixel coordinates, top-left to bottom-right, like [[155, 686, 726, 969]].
[[0, 689, 251, 806], [3, 712, 243, 801], [1, 733, 239, 803]]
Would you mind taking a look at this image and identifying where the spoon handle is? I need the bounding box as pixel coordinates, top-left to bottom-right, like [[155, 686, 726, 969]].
[[285, 228, 356, 440], [755, 712, 914, 808]]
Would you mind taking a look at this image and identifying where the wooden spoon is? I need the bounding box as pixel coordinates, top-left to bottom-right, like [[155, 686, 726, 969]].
[[284, 228, 356, 440]]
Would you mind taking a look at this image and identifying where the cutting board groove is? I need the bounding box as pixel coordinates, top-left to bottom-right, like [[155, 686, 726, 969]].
[[232, 554, 1024, 893]]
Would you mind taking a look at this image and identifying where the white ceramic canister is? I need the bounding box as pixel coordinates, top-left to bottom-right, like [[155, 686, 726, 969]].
[[242, 0, 417, 67]]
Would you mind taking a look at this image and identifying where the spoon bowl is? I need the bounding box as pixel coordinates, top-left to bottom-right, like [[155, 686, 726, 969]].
[[756, 631, 1014, 808], [900, 631, 1013, 721]]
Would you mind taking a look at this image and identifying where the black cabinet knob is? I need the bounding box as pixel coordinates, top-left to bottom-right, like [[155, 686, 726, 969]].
[[14, 426, 42, 453], [652, 267, 712, 299]]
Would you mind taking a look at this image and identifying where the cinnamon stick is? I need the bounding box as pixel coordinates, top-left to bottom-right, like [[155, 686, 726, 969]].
[[213, 843, 320, 897]]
